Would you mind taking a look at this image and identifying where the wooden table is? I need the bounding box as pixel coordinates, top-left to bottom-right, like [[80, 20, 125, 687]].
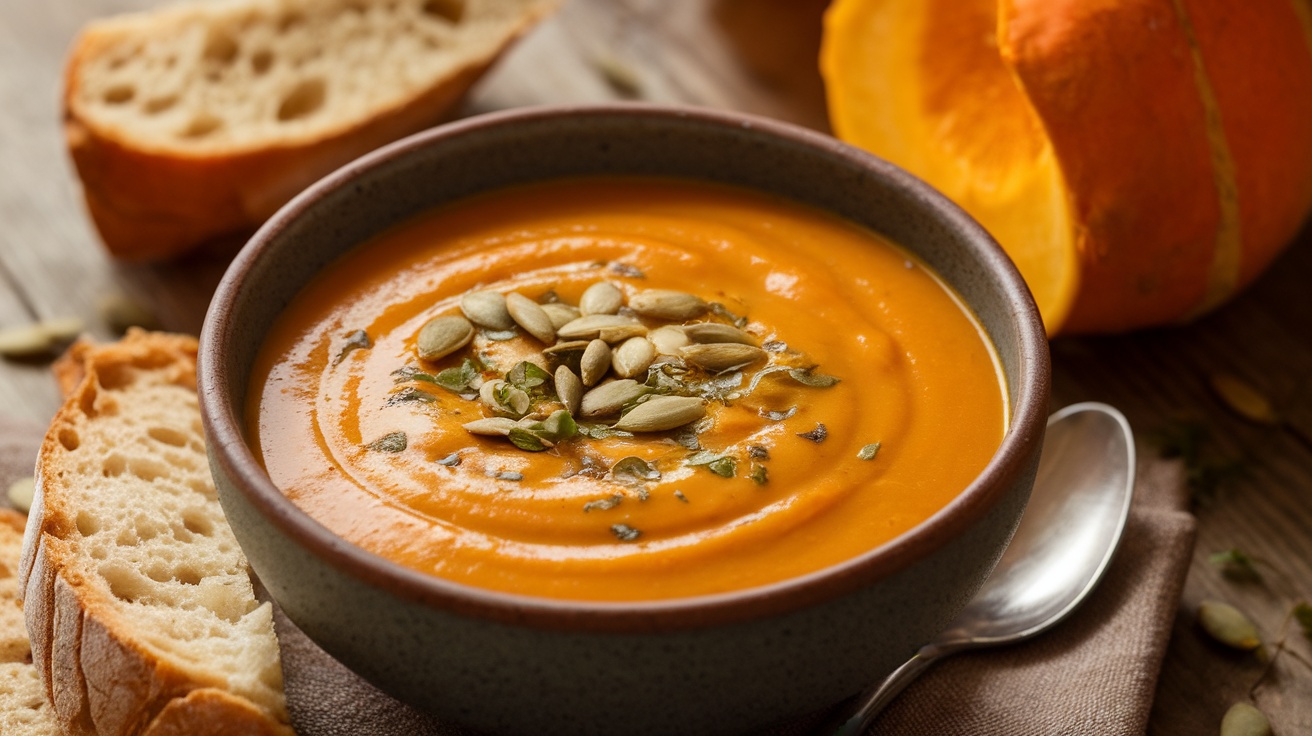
[[2, 1, 1309, 733]]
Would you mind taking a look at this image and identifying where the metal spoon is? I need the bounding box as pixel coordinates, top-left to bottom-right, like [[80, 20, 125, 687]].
[[822, 401, 1135, 735]]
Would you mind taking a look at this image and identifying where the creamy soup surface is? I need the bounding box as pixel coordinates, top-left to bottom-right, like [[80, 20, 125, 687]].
[[248, 177, 1006, 601]]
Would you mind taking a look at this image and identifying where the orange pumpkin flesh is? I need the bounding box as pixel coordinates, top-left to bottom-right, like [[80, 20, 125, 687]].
[[822, 0, 1312, 334]]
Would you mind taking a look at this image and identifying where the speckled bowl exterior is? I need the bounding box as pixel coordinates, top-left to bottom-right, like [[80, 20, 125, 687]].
[[200, 104, 1050, 736]]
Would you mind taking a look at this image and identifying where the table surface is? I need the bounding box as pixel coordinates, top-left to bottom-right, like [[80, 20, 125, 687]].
[[2, 1, 1309, 733]]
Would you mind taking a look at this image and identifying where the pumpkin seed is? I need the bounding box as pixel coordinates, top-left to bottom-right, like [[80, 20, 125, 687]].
[[460, 290, 515, 330], [481, 379, 530, 417], [6, 476, 35, 514], [612, 336, 656, 378], [580, 339, 612, 386], [0, 318, 84, 358], [555, 365, 583, 415], [505, 293, 556, 344], [39, 317, 83, 342], [579, 281, 625, 316], [628, 289, 708, 320], [557, 314, 645, 341], [680, 343, 767, 372], [1210, 373, 1279, 424], [463, 417, 519, 436], [597, 324, 650, 343], [1198, 600, 1262, 650], [417, 315, 474, 361], [541, 302, 582, 330], [614, 395, 706, 432], [683, 322, 756, 346], [579, 379, 647, 418], [98, 292, 160, 334], [1220, 703, 1271, 736], [648, 325, 690, 355]]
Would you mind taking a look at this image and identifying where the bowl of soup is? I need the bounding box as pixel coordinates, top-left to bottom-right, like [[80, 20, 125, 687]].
[[199, 104, 1050, 735]]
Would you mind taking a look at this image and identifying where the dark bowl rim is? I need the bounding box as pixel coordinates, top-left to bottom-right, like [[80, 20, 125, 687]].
[[199, 102, 1051, 633]]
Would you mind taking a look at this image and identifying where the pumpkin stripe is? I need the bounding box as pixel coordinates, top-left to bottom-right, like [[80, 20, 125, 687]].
[[1170, 0, 1244, 317]]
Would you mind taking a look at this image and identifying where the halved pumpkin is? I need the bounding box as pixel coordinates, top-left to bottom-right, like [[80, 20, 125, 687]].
[[821, 0, 1312, 334]]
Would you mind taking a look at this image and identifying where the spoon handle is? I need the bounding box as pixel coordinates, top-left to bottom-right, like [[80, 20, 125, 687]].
[[820, 647, 943, 735]]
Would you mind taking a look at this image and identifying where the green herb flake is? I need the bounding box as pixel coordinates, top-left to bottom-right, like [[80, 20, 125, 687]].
[[674, 490, 689, 503], [748, 445, 770, 460], [367, 432, 407, 453], [1294, 602, 1312, 643], [750, 464, 768, 485], [436, 453, 461, 467], [507, 361, 551, 390], [610, 263, 646, 279], [497, 471, 525, 482], [583, 495, 624, 513], [530, 410, 578, 444], [611, 456, 660, 483], [1208, 548, 1262, 582], [332, 329, 372, 366], [788, 367, 841, 388], [508, 427, 549, 452], [684, 450, 721, 466], [707, 457, 737, 478], [386, 386, 438, 406], [798, 423, 828, 443], [577, 423, 635, 440], [672, 429, 702, 450], [434, 358, 480, 393], [762, 340, 788, 353], [858, 443, 882, 461], [761, 406, 798, 422], [709, 302, 748, 328], [611, 523, 642, 542]]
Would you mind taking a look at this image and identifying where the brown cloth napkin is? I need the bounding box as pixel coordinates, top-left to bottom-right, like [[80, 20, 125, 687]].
[[0, 417, 1196, 736]]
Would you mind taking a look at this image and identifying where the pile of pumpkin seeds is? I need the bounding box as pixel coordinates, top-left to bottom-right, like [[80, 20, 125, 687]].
[[387, 274, 842, 461]]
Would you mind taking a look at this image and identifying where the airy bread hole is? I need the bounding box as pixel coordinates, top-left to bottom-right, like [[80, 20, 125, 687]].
[[76, 510, 99, 537], [279, 12, 305, 31], [144, 95, 179, 115], [182, 509, 214, 537], [423, 0, 466, 23], [96, 363, 131, 389], [180, 113, 224, 139], [203, 28, 239, 64], [103, 453, 126, 477], [116, 528, 139, 547], [174, 566, 202, 585], [146, 564, 171, 583], [128, 456, 167, 482], [78, 384, 98, 418], [277, 78, 326, 121], [102, 565, 149, 604], [147, 425, 188, 447], [251, 49, 274, 75], [59, 427, 80, 451], [103, 84, 136, 105]]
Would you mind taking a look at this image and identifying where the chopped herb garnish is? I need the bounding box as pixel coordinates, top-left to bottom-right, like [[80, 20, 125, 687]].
[[367, 432, 407, 453], [674, 490, 689, 503], [744, 365, 791, 395], [507, 361, 551, 391], [526, 410, 578, 444], [707, 456, 737, 478], [1294, 602, 1312, 643], [750, 464, 768, 485], [788, 367, 841, 388], [1209, 548, 1262, 582], [583, 495, 624, 512], [611, 523, 642, 542], [482, 329, 519, 341], [672, 428, 702, 450], [497, 471, 524, 482], [610, 456, 660, 483], [858, 443, 882, 461], [684, 450, 721, 466], [798, 423, 828, 443], [332, 329, 372, 366], [610, 262, 646, 279], [762, 340, 788, 353], [434, 358, 481, 393], [748, 445, 770, 460], [709, 302, 748, 328], [761, 406, 798, 422], [577, 423, 635, 440], [386, 386, 438, 406], [508, 427, 550, 452], [436, 453, 461, 467]]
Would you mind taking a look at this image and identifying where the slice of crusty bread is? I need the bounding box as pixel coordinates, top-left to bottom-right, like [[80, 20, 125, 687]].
[[0, 509, 59, 735], [19, 330, 293, 736], [66, 0, 561, 260]]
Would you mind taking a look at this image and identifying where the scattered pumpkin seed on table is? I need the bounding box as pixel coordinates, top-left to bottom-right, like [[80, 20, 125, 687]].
[[1198, 600, 1262, 650]]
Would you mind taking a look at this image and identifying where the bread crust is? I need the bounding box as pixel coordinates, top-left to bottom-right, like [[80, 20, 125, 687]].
[[19, 330, 294, 736], [65, 0, 560, 261]]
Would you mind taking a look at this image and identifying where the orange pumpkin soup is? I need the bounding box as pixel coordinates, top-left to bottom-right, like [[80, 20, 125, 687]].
[[247, 177, 1006, 601]]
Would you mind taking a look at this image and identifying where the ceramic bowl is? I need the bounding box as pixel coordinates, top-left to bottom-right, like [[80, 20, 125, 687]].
[[199, 104, 1050, 736]]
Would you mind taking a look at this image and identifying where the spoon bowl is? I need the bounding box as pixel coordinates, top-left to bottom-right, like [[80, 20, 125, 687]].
[[825, 401, 1134, 734]]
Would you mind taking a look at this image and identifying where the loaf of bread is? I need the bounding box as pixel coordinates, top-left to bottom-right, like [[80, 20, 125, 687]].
[[0, 509, 59, 735], [19, 330, 293, 735], [65, 0, 561, 260]]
